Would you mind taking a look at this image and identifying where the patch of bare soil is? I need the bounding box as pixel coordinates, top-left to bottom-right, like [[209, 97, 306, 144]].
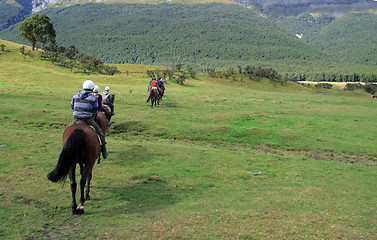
[[307, 151, 377, 166], [256, 144, 377, 166]]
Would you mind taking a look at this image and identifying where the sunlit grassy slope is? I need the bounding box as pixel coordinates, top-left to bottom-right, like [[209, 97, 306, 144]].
[[1, 40, 377, 239]]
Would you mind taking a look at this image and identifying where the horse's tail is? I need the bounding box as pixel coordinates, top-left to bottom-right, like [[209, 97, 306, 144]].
[[47, 129, 85, 183]]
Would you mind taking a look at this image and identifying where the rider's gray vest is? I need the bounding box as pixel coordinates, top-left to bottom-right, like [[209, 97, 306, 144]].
[[71, 90, 98, 119], [101, 91, 112, 105]]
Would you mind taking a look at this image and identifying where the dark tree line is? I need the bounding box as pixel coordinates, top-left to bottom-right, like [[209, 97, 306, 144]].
[[291, 72, 377, 83], [344, 83, 377, 94]]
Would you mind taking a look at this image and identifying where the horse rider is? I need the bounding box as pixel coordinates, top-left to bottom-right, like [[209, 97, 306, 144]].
[[102, 86, 115, 116], [157, 77, 165, 97], [147, 77, 156, 91], [93, 85, 110, 120], [70, 80, 108, 159], [146, 77, 159, 103]]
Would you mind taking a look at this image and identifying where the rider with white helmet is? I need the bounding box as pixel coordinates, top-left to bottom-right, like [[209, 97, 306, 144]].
[[102, 86, 115, 115], [93, 85, 110, 119], [70, 80, 108, 159]]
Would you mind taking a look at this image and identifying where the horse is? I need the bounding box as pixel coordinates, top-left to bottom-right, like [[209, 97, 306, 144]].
[[47, 111, 108, 214], [94, 112, 109, 164], [148, 88, 160, 108], [158, 88, 164, 103], [102, 105, 112, 122]]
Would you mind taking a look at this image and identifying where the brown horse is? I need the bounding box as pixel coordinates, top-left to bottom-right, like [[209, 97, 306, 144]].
[[47, 112, 108, 214], [147, 88, 160, 108], [102, 105, 112, 122], [95, 112, 109, 164]]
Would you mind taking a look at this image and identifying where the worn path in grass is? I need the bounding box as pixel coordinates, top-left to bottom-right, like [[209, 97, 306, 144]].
[[1, 40, 377, 239]]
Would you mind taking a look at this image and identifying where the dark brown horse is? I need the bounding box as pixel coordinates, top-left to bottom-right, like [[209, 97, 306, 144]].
[[95, 112, 109, 164], [148, 88, 160, 108], [102, 105, 112, 121], [47, 112, 108, 214]]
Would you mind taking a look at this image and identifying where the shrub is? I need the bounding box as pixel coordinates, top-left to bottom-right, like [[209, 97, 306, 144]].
[[343, 83, 363, 91], [176, 74, 187, 85], [364, 84, 377, 94], [315, 83, 333, 89]]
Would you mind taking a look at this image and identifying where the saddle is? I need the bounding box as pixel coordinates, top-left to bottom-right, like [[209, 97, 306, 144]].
[[75, 120, 102, 145]]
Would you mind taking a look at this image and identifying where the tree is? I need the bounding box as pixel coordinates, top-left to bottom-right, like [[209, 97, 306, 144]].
[[18, 13, 56, 51]]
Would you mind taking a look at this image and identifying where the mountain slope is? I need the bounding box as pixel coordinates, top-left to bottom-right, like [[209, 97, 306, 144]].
[[0, 0, 31, 31], [276, 13, 335, 41], [1, 3, 336, 71], [1, 1, 376, 73], [241, 0, 377, 16], [309, 12, 377, 65]]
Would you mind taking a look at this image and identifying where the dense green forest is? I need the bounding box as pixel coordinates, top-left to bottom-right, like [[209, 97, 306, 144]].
[[310, 13, 377, 66], [278, 12, 377, 66], [1, 3, 376, 75], [277, 13, 335, 41], [0, 3, 338, 72], [46, 3, 330, 69], [0, 3, 26, 31]]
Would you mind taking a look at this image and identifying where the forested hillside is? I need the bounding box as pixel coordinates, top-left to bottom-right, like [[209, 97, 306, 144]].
[[1, 2, 376, 74], [1, 3, 338, 72], [0, 1, 30, 31], [276, 13, 335, 41], [309, 13, 377, 66], [45, 3, 331, 70], [244, 0, 377, 16]]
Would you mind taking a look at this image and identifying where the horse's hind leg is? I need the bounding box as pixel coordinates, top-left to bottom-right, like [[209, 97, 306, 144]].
[[77, 165, 93, 214], [69, 165, 79, 214], [86, 172, 92, 201]]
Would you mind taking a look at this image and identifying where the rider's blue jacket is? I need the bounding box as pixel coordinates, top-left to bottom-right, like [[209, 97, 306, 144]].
[[71, 90, 98, 119]]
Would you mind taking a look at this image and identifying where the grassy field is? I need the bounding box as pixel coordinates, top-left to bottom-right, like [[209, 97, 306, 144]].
[[1, 40, 377, 239]]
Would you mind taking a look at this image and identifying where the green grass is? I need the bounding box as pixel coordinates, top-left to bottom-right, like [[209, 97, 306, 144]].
[[1, 40, 377, 239]]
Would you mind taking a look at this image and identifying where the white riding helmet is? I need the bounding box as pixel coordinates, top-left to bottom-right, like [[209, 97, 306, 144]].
[[83, 80, 94, 90], [93, 85, 99, 93], [105, 86, 110, 91]]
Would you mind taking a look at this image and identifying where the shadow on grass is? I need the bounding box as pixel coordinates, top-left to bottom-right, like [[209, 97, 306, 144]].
[[108, 121, 148, 135], [112, 144, 157, 166], [92, 177, 188, 216]]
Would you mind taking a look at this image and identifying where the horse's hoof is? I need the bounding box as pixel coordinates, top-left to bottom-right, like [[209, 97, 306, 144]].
[[72, 205, 85, 214], [72, 208, 84, 215], [86, 195, 90, 201]]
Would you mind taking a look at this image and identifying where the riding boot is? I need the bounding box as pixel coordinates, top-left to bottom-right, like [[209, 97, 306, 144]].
[[101, 144, 108, 159]]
